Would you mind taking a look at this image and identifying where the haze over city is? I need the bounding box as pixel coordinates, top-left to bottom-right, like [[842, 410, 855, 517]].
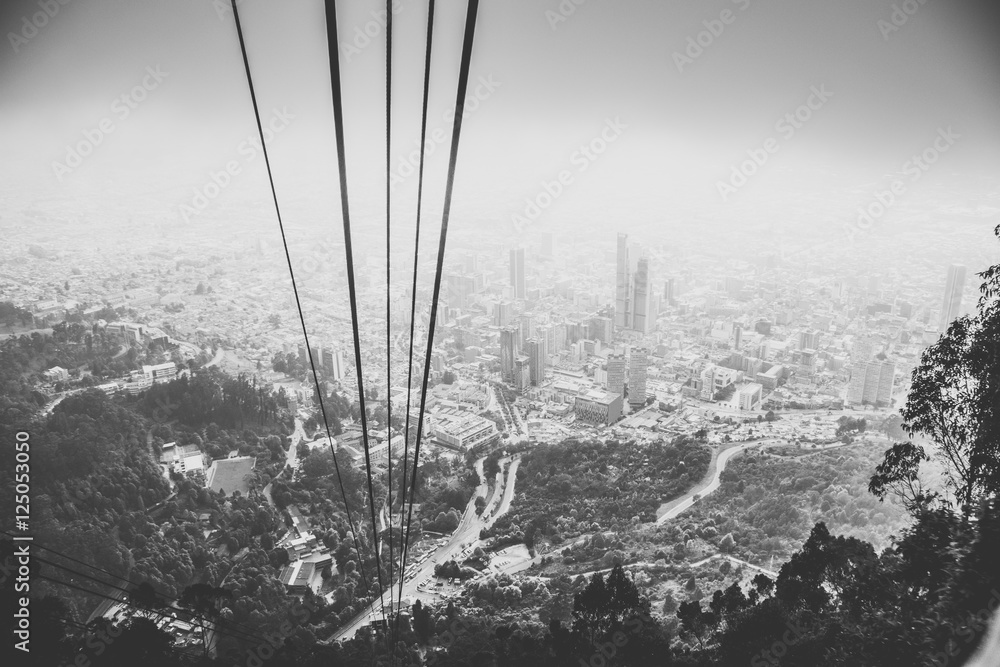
[[2, 1, 1000, 666]]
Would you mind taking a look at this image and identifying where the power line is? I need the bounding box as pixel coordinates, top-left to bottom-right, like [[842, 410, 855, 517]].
[[384, 0, 396, 651], [399, 0, 481, 593], [0, 529, 268, 643], [396, 0, 438, 624], [322, 0, 390, 647], [228, 0, 377, 608]]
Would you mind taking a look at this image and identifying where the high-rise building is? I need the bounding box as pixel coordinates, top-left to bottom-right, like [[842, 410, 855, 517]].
[[514, 356, 531, 392], [500, 327, 519, 384], [663, 278, 676, 306], [589, 315, 613, 344], [615, 233, 632, 330], [510, 247, 526, 300], [939, 264, 967, 332], [628, 347, 648, 407], [520, 312, 535, 347], [847, 360, 895, 407], [526, 338, 545, 386], [606, 353, 627, 397], [632, 258, 653, 334], [493, 301, 512, 327], [733, 324, 743, 351], [321, 346, 344, 381], [799, 330, 821, 351]]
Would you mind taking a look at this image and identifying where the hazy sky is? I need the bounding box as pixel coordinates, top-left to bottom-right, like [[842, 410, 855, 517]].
[[2, 0, 999, 238]]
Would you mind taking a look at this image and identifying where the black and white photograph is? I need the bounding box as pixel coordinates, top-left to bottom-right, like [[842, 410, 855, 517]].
[[2, 1, 1000, 665]]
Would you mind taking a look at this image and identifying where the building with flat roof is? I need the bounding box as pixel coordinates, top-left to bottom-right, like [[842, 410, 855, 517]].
[[738, 383, 763, 411], [574, 389, 623, 426], [628, 348, 649, 407]]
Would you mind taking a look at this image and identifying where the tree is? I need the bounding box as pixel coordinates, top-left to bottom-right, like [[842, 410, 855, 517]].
[[677, 600, 711, 648], [442, 370, 457, 385], [412, 599, 433, 643], [873, 245, 1000, 512]]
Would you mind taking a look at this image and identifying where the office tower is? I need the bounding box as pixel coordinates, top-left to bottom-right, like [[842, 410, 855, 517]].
[[628, 348, 649, 407], [463, 253, 477, 274], [321, 346, 344, 381], [615, 233, 632, 329], [606, 353, 627, 397], [733, 324, 743, 351], [847, 360, 895, 407], [526, 338, 545, 386], [493, 301, 512, 327], [510, 247, 526, 300], [799, 330, 820, 351], [520, 312, 535, 346], [446, 272, 475, 309], [590, 315, 613, 344], [500, 327, 519, 383], [939, 264, 967, 332], [875, 361, 895, 406], [514, 356, 531, 392], [664, 278, 676, 306], [632, 257, 653, 334]]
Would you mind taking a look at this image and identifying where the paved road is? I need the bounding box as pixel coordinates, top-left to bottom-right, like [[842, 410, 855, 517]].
[[331, 455, 521, 642], [655, 440, 775, 524]]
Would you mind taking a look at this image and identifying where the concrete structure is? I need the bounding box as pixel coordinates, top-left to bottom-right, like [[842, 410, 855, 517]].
[[510, 247, 526, 300], [738, 383, 763, 411], [606, 353, 627, 397], [939, 264, 966, 332], [628, 347, 649, 407], [574, 389, 623, 426]]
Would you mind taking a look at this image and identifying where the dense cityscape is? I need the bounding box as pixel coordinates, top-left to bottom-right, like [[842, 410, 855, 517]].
[[4, 0, 1000, 665]]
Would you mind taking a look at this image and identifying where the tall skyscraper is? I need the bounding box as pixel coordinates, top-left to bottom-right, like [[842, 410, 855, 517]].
[[510, 247, 526, 300], [628, 348, 648, 407], [500, 327, 519, 383], [493, 301, 512, 327], [939, 264, 967, 332], [664, 278, 676, 306], [520, 312, 535, 347], [615, 233, 632, 330], [606, 353, 627, 397], [733, 324, 743, 351], [526, 338, 545, 386], [632, 257, 653, 334]]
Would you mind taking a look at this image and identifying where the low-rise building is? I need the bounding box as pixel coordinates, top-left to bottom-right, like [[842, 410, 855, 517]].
[[574, 389, 623, 426]]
